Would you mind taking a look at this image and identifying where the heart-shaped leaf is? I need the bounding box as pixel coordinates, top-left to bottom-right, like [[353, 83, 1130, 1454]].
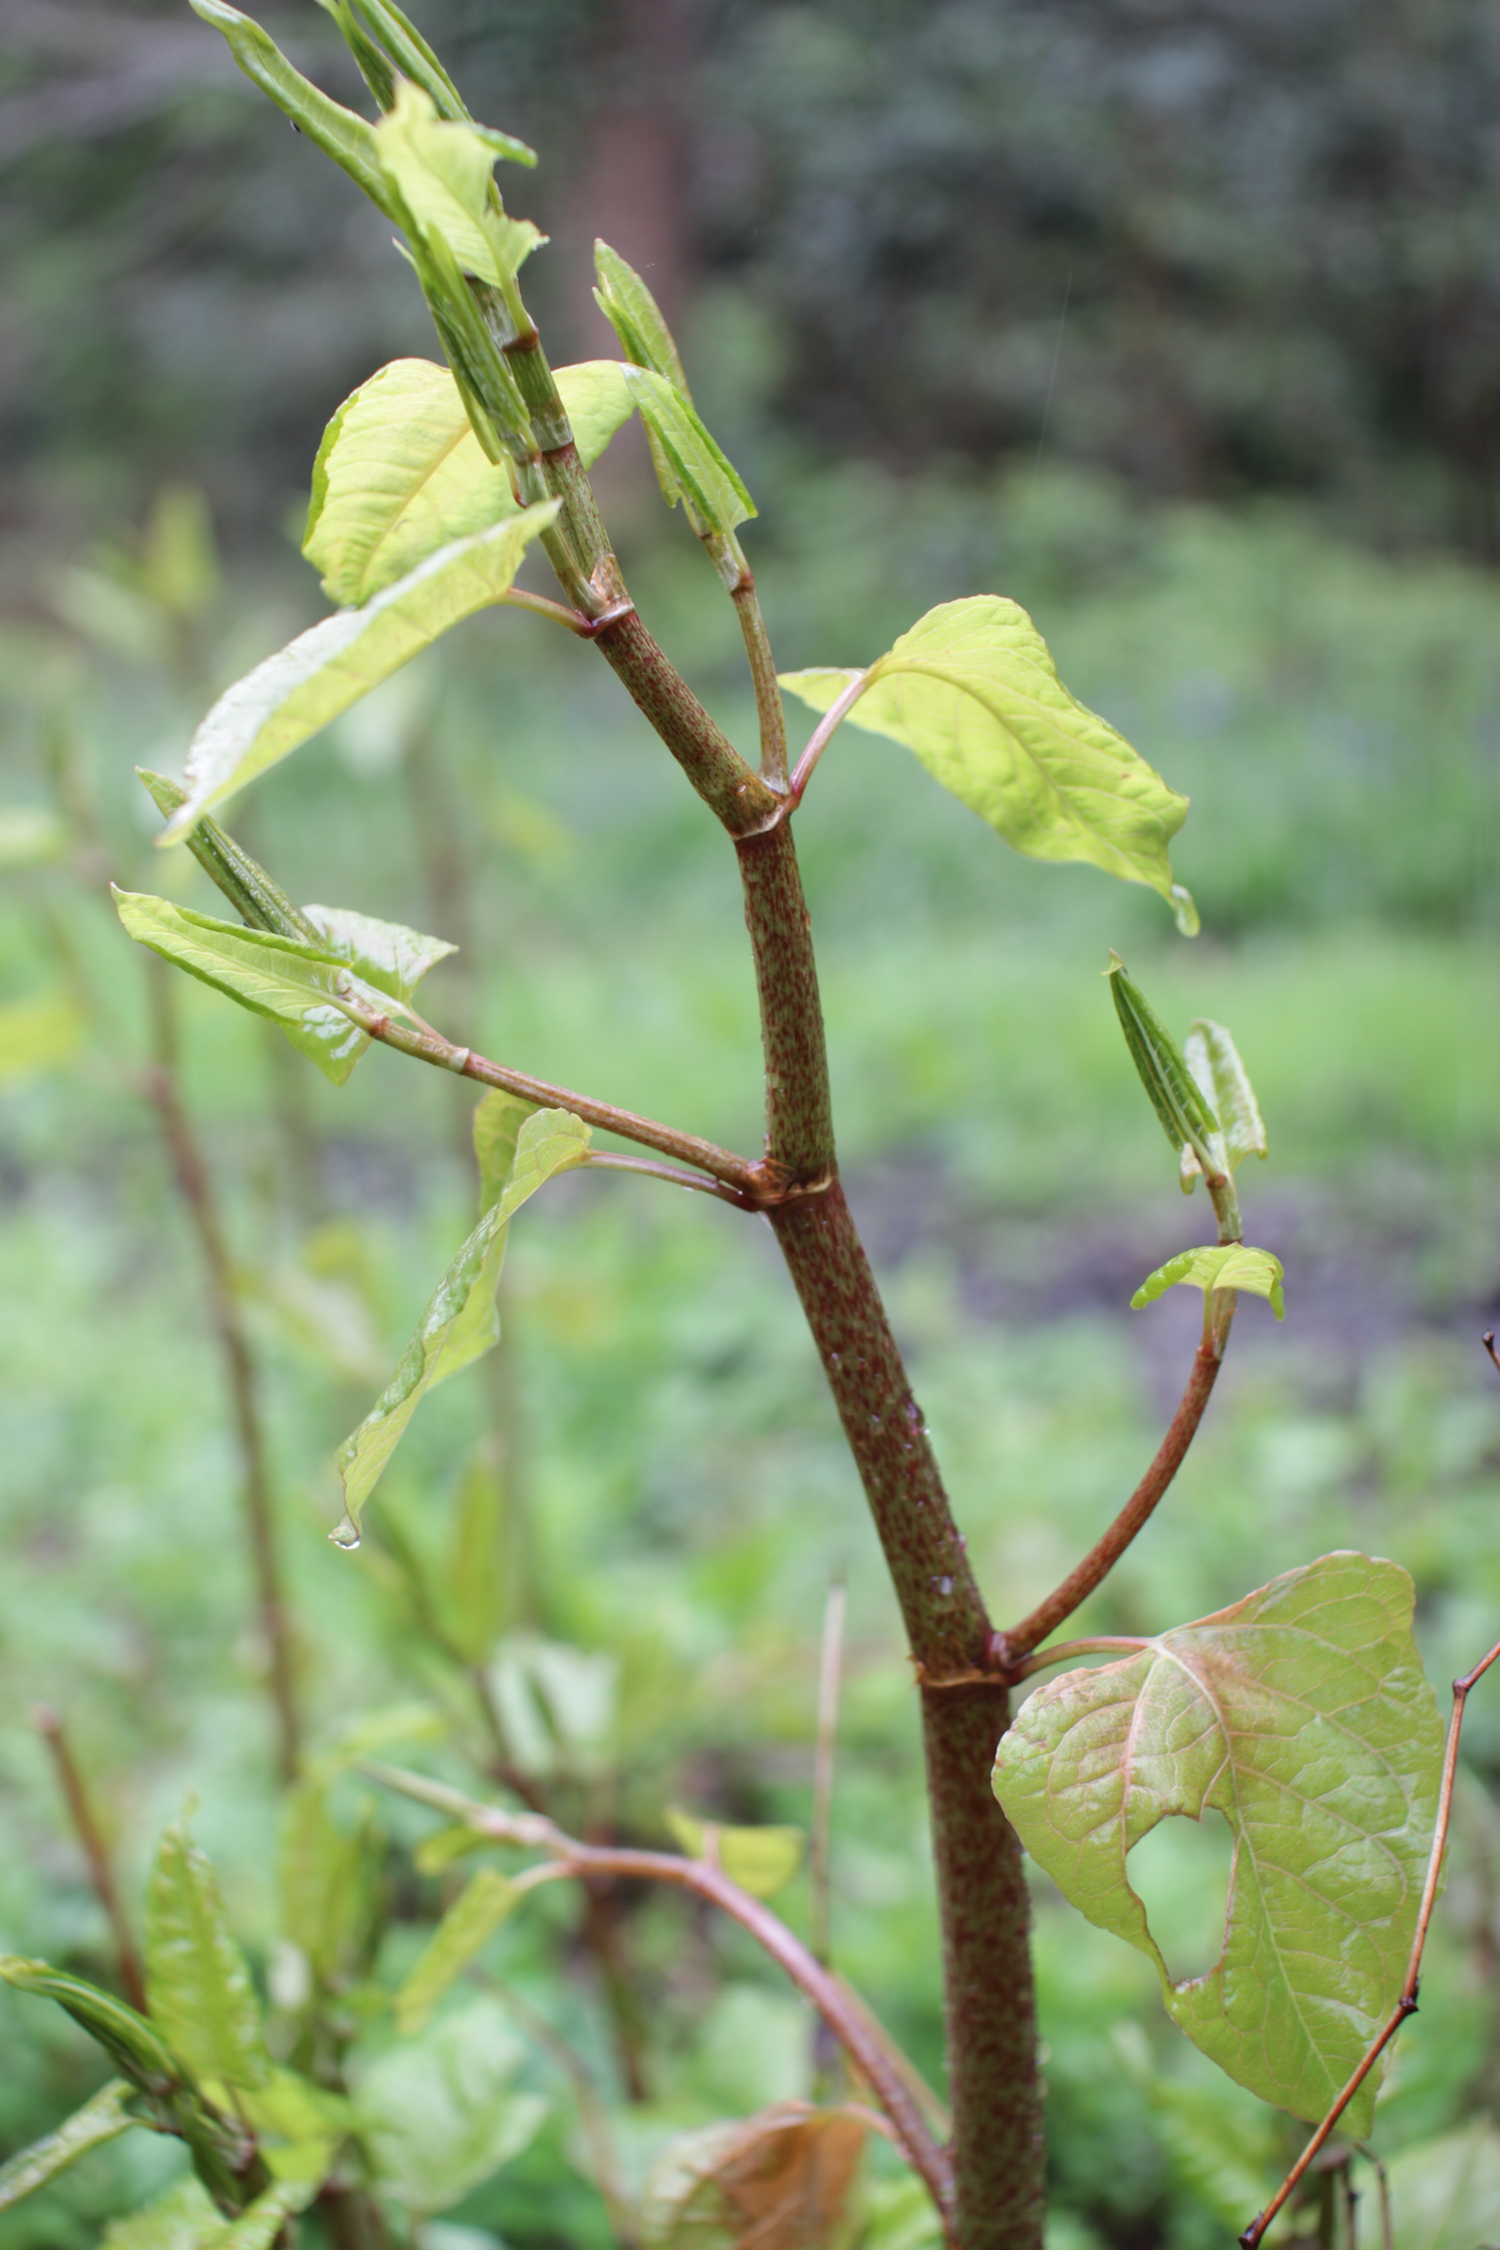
[[998, 1557, 1439, 2133], [992, 1553, 1445, 2130], [1131, 1245, 1285, 1318], [780, 598, 1195, 927], [304, 359, 633, 605], [160, 501, 557, 840]]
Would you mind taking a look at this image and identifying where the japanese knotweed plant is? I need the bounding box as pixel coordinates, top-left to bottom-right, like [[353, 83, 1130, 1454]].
[[3, 7, 1494, 2249]]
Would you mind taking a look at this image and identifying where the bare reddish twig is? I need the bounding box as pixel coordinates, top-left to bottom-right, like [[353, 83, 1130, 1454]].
[[1239, 1633, 1500, 2248], [362, 1760, 954, 2236], [31, 1707, 148, 2015], [994, 1333, 1228, 1673]]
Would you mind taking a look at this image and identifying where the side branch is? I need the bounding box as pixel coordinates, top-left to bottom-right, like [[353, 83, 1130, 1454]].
[[363, 1763, 953, 2232], [1240, 1633, 1500, 2248], [993, 1322, 1230, 1674]]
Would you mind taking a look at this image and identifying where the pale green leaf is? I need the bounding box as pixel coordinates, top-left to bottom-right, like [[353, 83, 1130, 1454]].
[[334, 1108, 590, 1540], [216, 2185, 310, 2248], [488, 1637, 618, 1778], [414, 1826, 487, 1877], [621, 364, 756, 535], [780, 597, 1194, 919], [278, 1779, 381, 1984], [1106, 954, 1224, 1176], [665, 1810, 805, 1900], [443, 1437, 510, 1663], [160, 501, 557, 839], [354, 1998, 546, 2214], [992, 1552, 1445, 2129], [304, 358, 632, 607], [189, 2, 395, 216], [0, 807, 67, 868], [1180, 1019, 1268, 1184], [145, 1819, 270, 2093], [395, 1867, 520, 2035], [303, 903, 454, 1003], [113, 892, 382, 1086], [101, 2178, 221, 2250], [241, 2069, 352, 2199], [1385, 2121, 1500, 2250], [0, 994, 85, 1085], [375, 81, 542, 287], [1131, 1244, 1284, 1318], [0, 2079, 137, 2212], [472, 1088, 534, 1211]]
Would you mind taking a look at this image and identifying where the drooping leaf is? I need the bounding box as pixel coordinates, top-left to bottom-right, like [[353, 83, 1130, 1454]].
[[353, 1998, 546, 2214], [780, 599, 1196, 925], [145, 1819, 271, 2094], [666, 1811, 806, 1901], [621, 364, 756, 535], [1131, 1245, 1285, 1319], [304, 360, 631, 606], [992, 1552, 1445, 2130], [159, 502, 557, 840], [113, 892, 380, 1085], [188, 2, 395, 216], [1180, 1019, 1268, 1188], [640, 2102, 869, 2250], [0, 1957, 184, 2095], [375, 81, 541, 288], [1385, 2121, 1500, 2250], [395, 1867, 521, 2035], [0, 2079, 138, 2212], [333, 1107, 590, 1541], [471, 1088, 534, 1210]]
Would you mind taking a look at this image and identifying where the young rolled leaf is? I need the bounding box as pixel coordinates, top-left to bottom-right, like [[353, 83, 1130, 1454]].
[[0, 1957, 184, 2095], [115, 894, 379, 1085], [780, 599, 1197, 928], [593, 241, 691, 394], [278, 1778, 382, 1987], [621, 364, 756, 536], [993, 1552, 1445, 2131], [159, 501, 557, 840], [395, 1866, 521, 2035], [189, 2, 395, 217], [304, 359, 632, 606], [1131, 1245, 1284, 1318], [665, 1811, 805, 1900], [333, 1106, 590, 1542], [1179, 1018, 1268, 1187], [1106, 954, 1225, 1178], [0, 2079, 138, 2212], [136, 771, 318, 943], [375, 81, 540, 289], [145, 1819, 271, 2094], [313, 0, 395, 112]]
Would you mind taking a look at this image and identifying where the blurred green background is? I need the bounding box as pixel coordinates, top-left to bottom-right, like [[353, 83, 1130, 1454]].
[[4, 4, 1500, 2247]]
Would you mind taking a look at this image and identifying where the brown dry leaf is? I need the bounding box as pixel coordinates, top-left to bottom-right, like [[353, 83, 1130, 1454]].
[[640, 2101, 869, 2250]]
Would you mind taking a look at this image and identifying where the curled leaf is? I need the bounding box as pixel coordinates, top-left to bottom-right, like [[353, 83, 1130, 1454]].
[[992, 1552, 1445, 2130], [621, 364, 756, 535], [1180, 1019, 1268, 1186], [640, 2103, 869, 2250], [1131, 1245, 1284, 1319], [375, 81, 540, 287], [395, 1867, 520, 2034], [780, 599, 1193, 919], [189, 1, 394, 215]]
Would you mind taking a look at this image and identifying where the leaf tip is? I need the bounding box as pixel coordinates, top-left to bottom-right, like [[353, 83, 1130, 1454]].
[[1170, 884, 1200, 938]]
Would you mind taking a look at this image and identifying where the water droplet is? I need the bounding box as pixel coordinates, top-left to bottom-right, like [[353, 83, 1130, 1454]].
[[330, 1511, 362, 1551]]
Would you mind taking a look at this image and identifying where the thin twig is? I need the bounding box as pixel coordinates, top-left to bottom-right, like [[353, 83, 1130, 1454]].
[[1483, 1330, 1500, 1375], [730, 568, 789, 789], [497, 587, 596, 634], [144, 964, 300, 1783], [1353, 2144, 1392, 2250], [361, 1761, 954, 2234], [1240, 1633, 1500, 2248], [31, 1707, 148, 2014], [1003, 1635, 1149, 1685], [810, 1581, 846, 1968], [994, 1328, 1230, 1672], [584, 1150, 747, 1206], [786, 671, 872, 810], [483, 1973, 641, 2249]]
